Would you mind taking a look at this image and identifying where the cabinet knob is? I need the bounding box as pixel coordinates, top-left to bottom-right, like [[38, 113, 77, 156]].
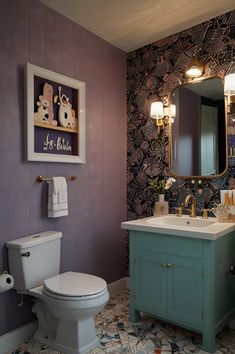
[[161, 263, 174, 269], [166, 263, 174, 269]]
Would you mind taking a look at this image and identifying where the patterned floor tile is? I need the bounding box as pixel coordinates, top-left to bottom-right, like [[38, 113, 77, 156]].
[[4, 290, 235, 354]]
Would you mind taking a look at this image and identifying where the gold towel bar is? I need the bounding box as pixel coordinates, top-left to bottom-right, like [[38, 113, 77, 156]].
[[37, 175, 77, 182]]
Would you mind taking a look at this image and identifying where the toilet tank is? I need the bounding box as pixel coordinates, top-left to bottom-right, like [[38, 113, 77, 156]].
[[6, 230, 62, 292]]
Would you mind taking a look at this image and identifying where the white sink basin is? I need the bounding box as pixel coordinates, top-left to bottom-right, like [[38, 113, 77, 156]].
[[146, 215, 216, 228], [121, 214, 235, 240]]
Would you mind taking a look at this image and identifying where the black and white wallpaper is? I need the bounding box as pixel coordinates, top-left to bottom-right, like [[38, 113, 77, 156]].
[[127, 10, 235, 220]]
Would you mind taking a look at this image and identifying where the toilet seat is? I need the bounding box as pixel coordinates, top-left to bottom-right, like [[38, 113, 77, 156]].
[[42, 271, 107, 301]]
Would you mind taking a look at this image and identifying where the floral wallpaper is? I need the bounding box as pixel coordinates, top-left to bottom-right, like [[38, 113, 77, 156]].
[[127, 10, 235, 220]]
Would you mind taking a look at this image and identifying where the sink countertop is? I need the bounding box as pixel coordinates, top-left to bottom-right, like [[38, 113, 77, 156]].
[[121, 215, 235, 240]]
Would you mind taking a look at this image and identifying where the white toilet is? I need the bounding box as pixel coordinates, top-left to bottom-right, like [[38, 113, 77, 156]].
[[6, 231, 109, 354]]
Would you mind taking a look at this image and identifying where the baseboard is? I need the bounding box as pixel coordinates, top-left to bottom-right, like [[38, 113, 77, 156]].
[[0, 321, 37, 354], [107, 276, 129, 297]]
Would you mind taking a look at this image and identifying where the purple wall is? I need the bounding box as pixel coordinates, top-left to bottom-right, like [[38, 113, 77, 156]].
[[0, 0, 127, 335]]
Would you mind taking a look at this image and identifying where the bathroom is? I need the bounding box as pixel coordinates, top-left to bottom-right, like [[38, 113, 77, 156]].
[[1, 0, 235, 353]]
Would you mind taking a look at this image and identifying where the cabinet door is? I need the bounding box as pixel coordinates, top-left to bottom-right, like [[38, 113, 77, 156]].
[[134, 250, 168, 317], [167, 255, 203, 329]]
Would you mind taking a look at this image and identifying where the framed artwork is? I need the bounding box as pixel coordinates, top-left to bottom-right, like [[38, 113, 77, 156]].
[[26, 63, 86, 163]]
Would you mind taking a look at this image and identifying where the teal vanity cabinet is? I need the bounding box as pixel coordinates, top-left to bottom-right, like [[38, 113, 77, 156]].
[[128, 230, 235, 353]]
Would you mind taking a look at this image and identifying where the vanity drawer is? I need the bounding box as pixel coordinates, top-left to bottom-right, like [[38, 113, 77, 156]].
[[132, 231, 203, 259]]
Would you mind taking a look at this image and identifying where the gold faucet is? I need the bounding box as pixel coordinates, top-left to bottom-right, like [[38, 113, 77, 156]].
[[184, 194, 197, 217]]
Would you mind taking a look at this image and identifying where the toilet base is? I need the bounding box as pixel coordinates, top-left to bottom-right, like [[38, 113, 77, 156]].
[[55, 317, 100, 354], [54, 336, 99, 354], [33, 302, 100, 354], [34, 317, 100, 354]]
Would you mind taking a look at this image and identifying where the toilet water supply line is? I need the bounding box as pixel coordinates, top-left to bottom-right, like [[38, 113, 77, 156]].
[[0, 271, 35, 307], [0, 271, 27, 306]]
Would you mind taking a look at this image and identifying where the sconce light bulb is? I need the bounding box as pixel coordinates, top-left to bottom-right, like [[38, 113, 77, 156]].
[[185, 57, 204, 78], [186, 66, 203, 78]]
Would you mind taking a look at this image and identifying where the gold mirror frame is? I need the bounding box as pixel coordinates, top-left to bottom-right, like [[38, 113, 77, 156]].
[[168, 77, 228, 179]]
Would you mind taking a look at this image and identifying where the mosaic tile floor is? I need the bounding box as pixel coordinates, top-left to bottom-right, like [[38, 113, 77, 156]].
[[6, 290, 235, 354]]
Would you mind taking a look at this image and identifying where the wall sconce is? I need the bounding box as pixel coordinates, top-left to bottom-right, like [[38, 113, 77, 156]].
[[224, 73, 235, 95], [185, 56, 204, 78], [150, 101, 176, 131]]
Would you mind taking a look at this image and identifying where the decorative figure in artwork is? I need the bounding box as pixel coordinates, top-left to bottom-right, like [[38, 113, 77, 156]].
[[41, 82, 57, 126], [34, 82, 57, 127], [57, 86, 74, 128], [71, 109, 78, 130], [34, 96, 50, 124]]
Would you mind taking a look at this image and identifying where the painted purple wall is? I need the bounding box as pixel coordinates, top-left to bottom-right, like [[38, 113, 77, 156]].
[[0, 0, 127, 335]]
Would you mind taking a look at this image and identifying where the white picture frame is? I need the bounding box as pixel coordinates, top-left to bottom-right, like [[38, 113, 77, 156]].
[[26, 63, 86, 163]]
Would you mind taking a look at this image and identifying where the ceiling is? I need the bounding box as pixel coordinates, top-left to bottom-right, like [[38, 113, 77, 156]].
[[39, 0, 235, 52]]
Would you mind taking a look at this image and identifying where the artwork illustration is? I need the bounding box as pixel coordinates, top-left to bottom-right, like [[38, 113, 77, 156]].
[[26, 63, 86, 164]]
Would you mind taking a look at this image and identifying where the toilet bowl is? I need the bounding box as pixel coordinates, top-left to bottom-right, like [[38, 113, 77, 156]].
[[6, 231, 109, 354], [31, 272, 109, 354]]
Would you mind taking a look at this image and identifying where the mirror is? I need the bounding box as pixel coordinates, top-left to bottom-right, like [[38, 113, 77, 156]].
[[169, 77, 227, 178]]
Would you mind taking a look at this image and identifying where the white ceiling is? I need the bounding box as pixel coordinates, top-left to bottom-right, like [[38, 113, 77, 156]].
[[39, 0, 235, 52]]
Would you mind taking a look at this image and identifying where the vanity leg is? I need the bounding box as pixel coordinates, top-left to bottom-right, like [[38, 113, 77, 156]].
[[202, 331, 216, 353], [202, 242, 216, 353], [129, 306, 141, 322]]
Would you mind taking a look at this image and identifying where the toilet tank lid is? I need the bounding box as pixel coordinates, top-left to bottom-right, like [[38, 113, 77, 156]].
[[6, 231, 62, 249]]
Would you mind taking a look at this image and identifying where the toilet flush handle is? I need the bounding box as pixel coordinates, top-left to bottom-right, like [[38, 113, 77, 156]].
[[21, 252, 30, 257]]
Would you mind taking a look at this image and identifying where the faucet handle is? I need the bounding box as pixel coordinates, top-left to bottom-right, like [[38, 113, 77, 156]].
[[201, 208, 211, 219], [175, 206, 183, 217]]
